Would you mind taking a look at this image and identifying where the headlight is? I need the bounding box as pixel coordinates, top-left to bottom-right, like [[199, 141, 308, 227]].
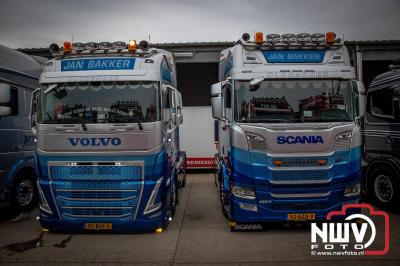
[[331, 131, 352, 150], [38, 183, 52, 214], [344, 183, 360, 197], [232, 185, 256, 200], [246, 132, 268, 151], [144, 177, 163, 214]]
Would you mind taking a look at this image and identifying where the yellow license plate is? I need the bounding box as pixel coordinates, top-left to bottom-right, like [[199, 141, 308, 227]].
[[84, 223, 112, 230], [287, 213, 315, 221]]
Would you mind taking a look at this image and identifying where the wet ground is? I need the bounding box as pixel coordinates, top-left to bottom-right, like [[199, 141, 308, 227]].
[[0, 173, 399, 265]]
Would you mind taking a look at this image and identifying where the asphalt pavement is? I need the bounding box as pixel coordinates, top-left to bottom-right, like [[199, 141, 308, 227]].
[[0, 173, 399, 265]]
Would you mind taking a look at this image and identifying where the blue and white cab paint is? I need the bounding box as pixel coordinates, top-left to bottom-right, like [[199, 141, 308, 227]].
[[32, 41, 186, 232], [212, 32, 366, 229]]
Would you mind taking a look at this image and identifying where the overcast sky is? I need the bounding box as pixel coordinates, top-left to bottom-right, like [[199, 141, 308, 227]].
[[0, 0, 399, 49]]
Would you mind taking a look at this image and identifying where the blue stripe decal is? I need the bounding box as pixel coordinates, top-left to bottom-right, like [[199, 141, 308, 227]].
[[230, 146, 362, 184]]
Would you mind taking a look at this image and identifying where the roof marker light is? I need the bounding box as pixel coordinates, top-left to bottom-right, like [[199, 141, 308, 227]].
[[255, 32, 264, 44], [63, 41, 72, 53], [128, 40, 137, 52], [325, 32, 336, 44]]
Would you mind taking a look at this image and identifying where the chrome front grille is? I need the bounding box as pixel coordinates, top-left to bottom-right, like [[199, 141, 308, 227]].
[[48, 161, 144, 221], [269, 170, 332, 184], [48, 161, 143, 181], [266, 154, 333, 184]]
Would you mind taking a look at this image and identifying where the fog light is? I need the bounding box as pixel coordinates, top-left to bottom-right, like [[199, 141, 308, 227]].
[[155, 227, 163, 233], [344, 184, 360, 197], [239, 203, 258, 212]]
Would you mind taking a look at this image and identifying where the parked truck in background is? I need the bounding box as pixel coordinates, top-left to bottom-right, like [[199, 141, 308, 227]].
[[0, 44, 43, 212], [211, 32, 366, 230], [363, 65, 400, 209], [32, 40, 186, 232]]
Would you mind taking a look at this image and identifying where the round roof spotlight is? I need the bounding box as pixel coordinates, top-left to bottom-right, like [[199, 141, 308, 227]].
[[282, 33, 296, 44], [266, 34, 281, 44], [139, 40, 150, 51], [49, 43, 59, 54], [242, 33, 251, 42], [296, 33, 311, 43]]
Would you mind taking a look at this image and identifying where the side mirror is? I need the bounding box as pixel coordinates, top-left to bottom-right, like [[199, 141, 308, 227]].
[[211, 82, 223, 119], [30, 88, 40, 135], [176, 106, 183, 125], [0, 84, 12, 117], [163, 108, 171, 123], [353, 81, 366, 118], [171, 112, 177, 124]]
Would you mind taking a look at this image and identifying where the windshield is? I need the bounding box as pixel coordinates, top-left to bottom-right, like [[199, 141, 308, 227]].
[[38, 81, 160, 124], [235, 80, 355, 123]]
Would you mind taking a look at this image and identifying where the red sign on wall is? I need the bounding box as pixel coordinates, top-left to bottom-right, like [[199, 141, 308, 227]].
[[186, 158, 214, 168]]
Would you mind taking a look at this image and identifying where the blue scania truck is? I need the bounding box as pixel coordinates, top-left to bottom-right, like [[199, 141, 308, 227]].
[[32, 40, 186, 232], [211, 32, 366, 230]]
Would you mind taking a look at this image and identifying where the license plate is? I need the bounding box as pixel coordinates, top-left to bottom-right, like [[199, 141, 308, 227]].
[[287, 213, 315, 221], [84, 223, 112, 230]]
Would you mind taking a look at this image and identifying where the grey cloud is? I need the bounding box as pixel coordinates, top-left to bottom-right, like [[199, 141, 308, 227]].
[[0, 0, 399, 48]]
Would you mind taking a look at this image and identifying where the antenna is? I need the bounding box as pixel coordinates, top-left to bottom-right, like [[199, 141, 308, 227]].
[[148, 34, 151, 43]]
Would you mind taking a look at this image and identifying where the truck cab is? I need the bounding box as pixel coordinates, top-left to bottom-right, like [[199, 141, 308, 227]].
[[0, 44, 43, 211], [364, 65, 400, 209], [32, 40, 186, 232], [211, 33, 366, 229]]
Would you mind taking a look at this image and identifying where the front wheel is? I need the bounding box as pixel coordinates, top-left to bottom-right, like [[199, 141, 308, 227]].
[[368, 165, 400, 209], [170, 176, 178, 218], [12, 170, 37, 212]]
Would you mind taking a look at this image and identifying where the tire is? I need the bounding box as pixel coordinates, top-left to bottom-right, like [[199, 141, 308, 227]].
[[11, 169, 37, 212], [368, 165, 400, 209]]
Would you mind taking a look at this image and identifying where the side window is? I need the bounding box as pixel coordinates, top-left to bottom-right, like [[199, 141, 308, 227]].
[[0, 85, 18, 116], [370, 88, 394, 119], [10, 87, 18, 115], [223, 83, 232, 120]]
